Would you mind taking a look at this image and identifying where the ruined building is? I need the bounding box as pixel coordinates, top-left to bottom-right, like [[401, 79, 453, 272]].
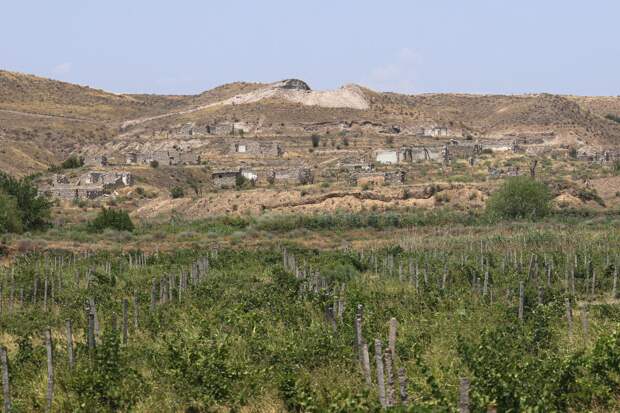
[[212, 169, 240, 189], [41, 171, 133, 200], [267, 167, 314, 185], [126, 148, 200, 166], [229, 140, 283, 157]]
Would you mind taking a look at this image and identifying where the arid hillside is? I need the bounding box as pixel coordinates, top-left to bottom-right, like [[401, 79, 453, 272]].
[[3, 69, 620, 177]]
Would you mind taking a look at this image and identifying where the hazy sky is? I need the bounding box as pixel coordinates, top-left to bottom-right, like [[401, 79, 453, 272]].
[[2, 0, 619, 95]]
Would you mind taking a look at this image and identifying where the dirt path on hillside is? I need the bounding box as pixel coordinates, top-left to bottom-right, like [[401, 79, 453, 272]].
[[0, 108, 104, 124]]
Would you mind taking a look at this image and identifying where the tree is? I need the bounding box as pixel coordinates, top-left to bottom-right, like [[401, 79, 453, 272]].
[[311, 134, 321, 148], [88, 208, 135, 232], [0, 172, 51, 231], [486, 176, 551, 220], [150, 160, 159, 168]]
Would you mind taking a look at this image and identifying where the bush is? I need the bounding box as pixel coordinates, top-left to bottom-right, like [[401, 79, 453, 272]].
[[150, 160, 159, 168], [170, 186, 185, 199], [311, 134, 321, 148], [0, 192, 23, 233], [486, 176, 551, 220], [61, 155, 84, 169], [0, 172, 51, 231], [605, 113, 620, 124], [88, 208, 135, 232]]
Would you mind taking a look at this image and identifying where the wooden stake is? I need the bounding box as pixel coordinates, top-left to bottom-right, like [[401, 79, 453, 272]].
[[45, 328, 54, 413], [66, 320, 74, 369], [397, 367, 409, 406], [459, 377, 470, 413], [388, 318, 398, 359], [0, 346, 10, 413], [361, 342, 372, 386], [374, 339, 386, 408], [122, 299, 128, 345], [518, 282, 524, 321]]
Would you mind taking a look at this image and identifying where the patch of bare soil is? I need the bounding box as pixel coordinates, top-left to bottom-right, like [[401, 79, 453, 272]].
[[590, 176, 620, 207]]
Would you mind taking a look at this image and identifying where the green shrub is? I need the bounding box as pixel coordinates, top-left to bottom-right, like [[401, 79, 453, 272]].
[[0, 172, 51, 231], [486, 176, 551, 220], [170, 186, 185, 199], [88, 208, 135, 232], [150, 160, 159, 168], [605, 113, 620, 124], [61, 155, 84, 169]]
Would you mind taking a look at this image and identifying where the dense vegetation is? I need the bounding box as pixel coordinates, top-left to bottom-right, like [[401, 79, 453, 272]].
[[2, 220, 620, 411], [0, 172, 51, 233], [88, 208, 135, 232], [486, 176, 551, 219]]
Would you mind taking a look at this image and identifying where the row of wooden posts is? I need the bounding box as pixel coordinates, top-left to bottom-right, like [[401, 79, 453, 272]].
[[0, 255, 210, 413], [284, 247, 607, 410]]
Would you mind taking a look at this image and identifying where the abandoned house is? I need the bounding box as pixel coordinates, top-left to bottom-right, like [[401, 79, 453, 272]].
[[375, 150, 399, 164], [240, 168, 258, 183], [83, 155, 108, 167], [427, 126, 449, 137], [76, 172, 133, 189], [338, 162, 374, 172], [126, 148, 200, 166], [267, 167, 314, 185], [229, 140, 283, 157], [212, 169, 240, 189], [40, 170, 132, 200], [206, 122, 252, 136]]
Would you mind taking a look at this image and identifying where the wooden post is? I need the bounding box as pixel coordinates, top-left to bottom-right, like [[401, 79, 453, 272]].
[[518, 282, 524, 321], [88, 310, 96, 358], [388, 318, 398, 359], [33, 277, 38, 305], [133, 294, 139, 330], [581, 304, 589, 339], [43, 276, 48, 311], [374, 339, 386, 408], [150, 280, 157, 312], [122, 299, 128, 345], [361, 342, 372, 386], [0, 346, 10, 413], [384, 349, 396, 407], [45, 328, 54, 413], [565, 297, 573, 338], [88, 298, 99, 339], [398, 367, 409, 406], [459, 377, 470, 413], [354, 305, 363, 364], [66, 320, 74, 369]]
